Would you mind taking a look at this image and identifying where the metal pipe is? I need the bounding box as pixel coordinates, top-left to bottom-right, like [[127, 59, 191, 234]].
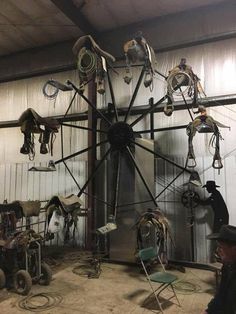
[[135, 124, 188, 134]]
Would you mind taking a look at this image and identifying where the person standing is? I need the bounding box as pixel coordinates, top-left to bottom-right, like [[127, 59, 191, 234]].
[[202, 224, 236, 314], [200, 181, 229, 233]]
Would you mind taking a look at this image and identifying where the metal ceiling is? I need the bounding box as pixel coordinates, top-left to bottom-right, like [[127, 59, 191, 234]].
[[0, 0, 231, 57]]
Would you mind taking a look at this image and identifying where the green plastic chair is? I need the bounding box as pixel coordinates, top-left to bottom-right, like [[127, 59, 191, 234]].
[[138, 247, 181, 313]]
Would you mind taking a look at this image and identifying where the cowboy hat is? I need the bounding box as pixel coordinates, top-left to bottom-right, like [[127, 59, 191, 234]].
[[202, 180, 220, 188], [207, 225, 236, 243]]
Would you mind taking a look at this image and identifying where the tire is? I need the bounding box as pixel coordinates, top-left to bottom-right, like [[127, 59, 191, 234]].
[[0, 268, 6, 288], [39, 262, 52, 285], [13, 270, 32, 295]]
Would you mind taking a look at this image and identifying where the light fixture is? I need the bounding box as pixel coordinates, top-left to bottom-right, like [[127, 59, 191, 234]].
[[28, 160, 56, 172]]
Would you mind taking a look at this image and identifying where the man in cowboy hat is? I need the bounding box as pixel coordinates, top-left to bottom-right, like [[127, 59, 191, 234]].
[[202, 225, 236, 314], [200, 181, 229, 233]]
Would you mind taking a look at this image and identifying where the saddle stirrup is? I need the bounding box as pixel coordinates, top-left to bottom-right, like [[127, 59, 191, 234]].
[[144, 70, 153, 88], [20, 132, 35, 157], [212, 151, 223, 169], [187, 143, 197, 168], [39, 130, 51, 154]]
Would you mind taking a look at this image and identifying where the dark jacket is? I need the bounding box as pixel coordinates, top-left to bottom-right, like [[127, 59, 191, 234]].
[[207, 263, 236, 314], [200, 189, 229, 233]]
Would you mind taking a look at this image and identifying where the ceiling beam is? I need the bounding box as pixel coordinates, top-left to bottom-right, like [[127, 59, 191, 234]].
[[51, 0, 97, 35]]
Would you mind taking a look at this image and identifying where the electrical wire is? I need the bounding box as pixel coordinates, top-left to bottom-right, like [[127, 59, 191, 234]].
[[18, 292, 63, 312], [171, 279, 202, 294], [42, 80, 59, 99]]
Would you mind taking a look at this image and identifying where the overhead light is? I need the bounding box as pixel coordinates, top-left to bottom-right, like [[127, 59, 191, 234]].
[[28, 160, 56, 172]]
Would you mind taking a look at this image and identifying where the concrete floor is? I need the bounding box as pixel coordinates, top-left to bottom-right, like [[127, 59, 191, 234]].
[[0, 253, 216, 314]]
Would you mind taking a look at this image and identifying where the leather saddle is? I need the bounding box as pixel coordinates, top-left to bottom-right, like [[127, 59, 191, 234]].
[[19, 108, 60, 160], [123, 32, 157, 86], [45, 194, 83, 216], [72, 35, 115, 94], [0, 200, 41, 219]]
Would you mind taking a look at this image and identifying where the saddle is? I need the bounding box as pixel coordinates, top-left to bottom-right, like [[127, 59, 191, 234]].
[[0, 200, 41, 219], [19, 108, 60, 160], [45, 194, 84, 242], [45, 194, 83, 215], [186, 106, 230, 169], [72, 35, 115, 94], [123, 31, 157, 87], [165, 58, 205, 116]]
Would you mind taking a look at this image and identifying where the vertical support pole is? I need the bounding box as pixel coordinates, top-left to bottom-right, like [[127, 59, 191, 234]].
[[149, 97, 154, 140], [190, 204, 195, 262], [86, 80, 97, 250], [26, 217, 31, 230]]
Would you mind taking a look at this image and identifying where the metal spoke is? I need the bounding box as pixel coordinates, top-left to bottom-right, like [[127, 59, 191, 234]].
[[107, 70, 119, 122], [67, 80, 112, 126], [130, 94, 168, 127], [179, 86, 194, 121], [117, 198, 154, 207], [55, 140, 108, 164], [78, 147, 111, 198], [63, 161, 113, 207], [112, 151, 121, 218], [63, 91, 77, 118], [124, 65, 146, 123], [130, 81, 185, 128], [155, 170, 185, 200], [61, 122, 107, 134], [126, 146, 158, 207], [131, 139, 191, 174], [60, 124, 64, 159]]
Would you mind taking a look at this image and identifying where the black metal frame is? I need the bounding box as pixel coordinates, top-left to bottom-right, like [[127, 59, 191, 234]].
[[50, 64, 197, 222]]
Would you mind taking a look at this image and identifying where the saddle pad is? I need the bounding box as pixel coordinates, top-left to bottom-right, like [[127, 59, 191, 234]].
[[45, 194, 83, 213], [18, 200, 41, 217]]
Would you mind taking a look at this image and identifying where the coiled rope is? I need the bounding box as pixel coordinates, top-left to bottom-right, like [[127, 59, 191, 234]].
[[169, 280, 202, 295], [42, 80, 60, 99], [77, 47, 97, 80], [18, 292, 63, 312]]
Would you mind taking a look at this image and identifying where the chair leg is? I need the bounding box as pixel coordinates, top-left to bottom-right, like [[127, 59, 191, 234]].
[[146, 283, 164, 313], [170, 284, 181, 307], [153, 293, 164, 314]]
